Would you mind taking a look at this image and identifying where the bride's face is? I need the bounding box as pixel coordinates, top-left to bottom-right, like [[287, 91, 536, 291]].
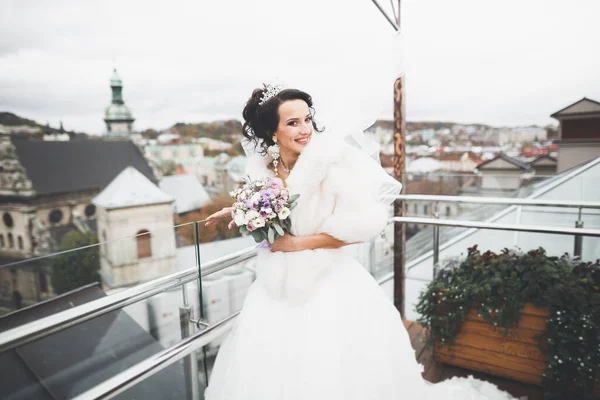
[[273, 99, 313, 156]]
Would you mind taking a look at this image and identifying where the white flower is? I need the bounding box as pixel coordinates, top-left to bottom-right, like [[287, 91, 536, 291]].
[[250, 192, 261, 204], [277, 207, 291, 220], [246, 210, 260, 220], [253, 218, 265, 228], [234, 211, 247, 226]]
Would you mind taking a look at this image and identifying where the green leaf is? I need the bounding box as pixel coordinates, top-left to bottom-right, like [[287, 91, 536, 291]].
[[239, 225, 249, 236], [268, 226, 275, 243], [288, 194, 300, 203], [273, 223, 285, 236], [250, 230, 263, 243]]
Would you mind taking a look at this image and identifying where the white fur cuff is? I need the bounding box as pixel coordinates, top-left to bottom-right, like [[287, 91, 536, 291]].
[[320, 204, 388, 243]]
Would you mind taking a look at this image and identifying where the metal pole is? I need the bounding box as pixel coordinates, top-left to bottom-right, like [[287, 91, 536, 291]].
[[371, 0, 399, 31], [179, 305, 200, 400], [574, 207, 583, 258], [432, 202, 440, 279], [193, 222, 209, 389], [393, 74, 406, 317]]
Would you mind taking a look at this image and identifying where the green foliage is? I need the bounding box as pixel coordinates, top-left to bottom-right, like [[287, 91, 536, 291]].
[[170, 120, 242, 142], [50, 230, 101, 295], [415, 246, 599, 399]]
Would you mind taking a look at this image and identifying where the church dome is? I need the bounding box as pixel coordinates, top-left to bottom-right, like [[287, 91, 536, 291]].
[[105, 104, 134, 121]]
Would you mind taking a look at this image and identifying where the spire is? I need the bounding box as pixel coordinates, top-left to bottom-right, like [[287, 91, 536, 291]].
[[110, 69, 124, 105]]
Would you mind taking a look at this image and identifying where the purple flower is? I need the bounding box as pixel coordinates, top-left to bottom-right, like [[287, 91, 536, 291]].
[[259, 207, 273, 218]]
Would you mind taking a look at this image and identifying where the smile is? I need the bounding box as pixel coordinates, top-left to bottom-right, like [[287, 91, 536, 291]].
[[295, 135, 310, 145]]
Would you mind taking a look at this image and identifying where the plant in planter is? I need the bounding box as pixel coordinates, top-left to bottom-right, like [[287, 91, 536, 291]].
[[415, 246, 599, 400]]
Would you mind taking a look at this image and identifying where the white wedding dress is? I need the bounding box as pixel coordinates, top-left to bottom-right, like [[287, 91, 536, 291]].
[[204, 134, 516, 400]]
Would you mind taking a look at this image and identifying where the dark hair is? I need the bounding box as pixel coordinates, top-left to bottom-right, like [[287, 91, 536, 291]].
[[242, 85, 323, 155]]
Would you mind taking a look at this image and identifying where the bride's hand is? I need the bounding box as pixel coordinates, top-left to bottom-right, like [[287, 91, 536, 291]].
[[270, 233, 300, 252], [205, 207, 235, 228]]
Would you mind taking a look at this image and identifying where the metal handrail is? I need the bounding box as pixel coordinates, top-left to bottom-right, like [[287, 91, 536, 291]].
[[43, 215, 600, 399], [0, 246, 257, 353], [395, 194, 600, 209], [393, 217, 600, 237], [72, 312, 240, 400]]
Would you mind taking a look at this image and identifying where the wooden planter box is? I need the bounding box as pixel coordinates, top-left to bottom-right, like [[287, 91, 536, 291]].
[[434, 304, 600, 396], [434, 303, 549, 386]]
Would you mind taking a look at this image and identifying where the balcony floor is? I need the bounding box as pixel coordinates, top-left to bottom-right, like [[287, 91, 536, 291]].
[[403, 320, 544, 400]]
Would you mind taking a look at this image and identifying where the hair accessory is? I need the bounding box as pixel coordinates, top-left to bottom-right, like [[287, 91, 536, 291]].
[[267, 143, 281, 176], [259, 84, 284, 106]]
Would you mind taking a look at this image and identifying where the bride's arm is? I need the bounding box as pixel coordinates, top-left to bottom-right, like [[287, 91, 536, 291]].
[[270, 233, 355, 252]]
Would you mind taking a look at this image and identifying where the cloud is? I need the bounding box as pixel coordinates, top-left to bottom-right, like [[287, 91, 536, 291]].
[[1, 0, 599, 134]]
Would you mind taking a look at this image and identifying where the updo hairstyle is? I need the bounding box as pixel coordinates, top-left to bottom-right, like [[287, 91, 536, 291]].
[[242, 85, 323, 155]]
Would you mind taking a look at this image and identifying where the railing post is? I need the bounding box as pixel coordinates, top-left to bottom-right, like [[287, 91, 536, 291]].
[[179, 302, 200, 400], [432, 202, 440, 279], [194, 222, 210, 389], [574, 207, 584, 258], [393, 75, 407, 318]]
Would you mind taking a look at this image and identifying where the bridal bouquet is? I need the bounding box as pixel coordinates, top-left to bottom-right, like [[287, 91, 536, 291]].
[[229, 177, 299, 244]]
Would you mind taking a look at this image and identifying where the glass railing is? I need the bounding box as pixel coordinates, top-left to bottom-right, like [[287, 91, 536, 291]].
[[2, 179, 599, 399], [393, 192, 600, 322], [0, 218, 258, 399]]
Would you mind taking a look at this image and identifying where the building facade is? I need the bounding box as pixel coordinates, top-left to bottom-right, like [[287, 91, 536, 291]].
[[551, 97, 600, 172]]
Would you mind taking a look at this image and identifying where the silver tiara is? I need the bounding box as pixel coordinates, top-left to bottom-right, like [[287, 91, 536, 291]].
[[259, 84, 284, 106]]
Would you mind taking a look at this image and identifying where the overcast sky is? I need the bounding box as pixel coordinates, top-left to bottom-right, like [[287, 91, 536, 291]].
[[1, 0, 599, 135]]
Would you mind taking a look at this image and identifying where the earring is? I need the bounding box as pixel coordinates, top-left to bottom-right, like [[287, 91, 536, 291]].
[[267, 142, 280, 176]]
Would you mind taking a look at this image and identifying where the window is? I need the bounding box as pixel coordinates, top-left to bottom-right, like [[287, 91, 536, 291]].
[[423, 205, 429, 215], [17, 236, 23, 250], [8, 233, 14, 248], [446, 206, 451, 216], [0, 234, 4, 247], [39, 272, 48, 293], [136, 230, 152, 259], [49, 209, 64, 224], [414, 204, 418, 214], [85, 204, 96, 217], [3, 212, 13, 228]]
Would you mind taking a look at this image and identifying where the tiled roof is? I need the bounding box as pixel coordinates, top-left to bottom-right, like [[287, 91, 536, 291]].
[[11, 139, 156, 195], [551, 97, 600, 118], [93, 166, 173, 210]]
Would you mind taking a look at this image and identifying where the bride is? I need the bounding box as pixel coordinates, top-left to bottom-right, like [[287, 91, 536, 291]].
[[203, 85, 516, 400]]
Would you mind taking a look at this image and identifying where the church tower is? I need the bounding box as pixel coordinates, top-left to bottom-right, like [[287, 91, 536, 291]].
[[104, 69, 135, 137]]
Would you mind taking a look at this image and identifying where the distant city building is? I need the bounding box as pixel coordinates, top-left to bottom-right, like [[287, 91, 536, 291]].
[[194, 137, 233, 152], [94, 167, 176, 289], [551, 97, 600, 172], [159, 174, 210, 215], [104, 69, 135, 137], [528, 155, 558, 176], [495, 127, 547, 145], [475, 153, 534, 191], [0, 138, 156, 309]]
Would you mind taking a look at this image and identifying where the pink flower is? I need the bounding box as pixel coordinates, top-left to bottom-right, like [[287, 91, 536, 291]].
[[271, 177, 284, 189], [280, 188, 289, 201], [273, 202, 283, 212], [247, 220, 256, 232]]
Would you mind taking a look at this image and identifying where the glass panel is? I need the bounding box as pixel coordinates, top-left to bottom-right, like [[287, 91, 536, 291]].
[[0, 222, 199, 316], [0, 284, 192, 399], [404, 230, 600, 322], [114, 252, 258, 400]]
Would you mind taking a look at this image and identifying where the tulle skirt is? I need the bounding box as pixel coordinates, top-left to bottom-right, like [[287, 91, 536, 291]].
[[205, 248, 515, 400]]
